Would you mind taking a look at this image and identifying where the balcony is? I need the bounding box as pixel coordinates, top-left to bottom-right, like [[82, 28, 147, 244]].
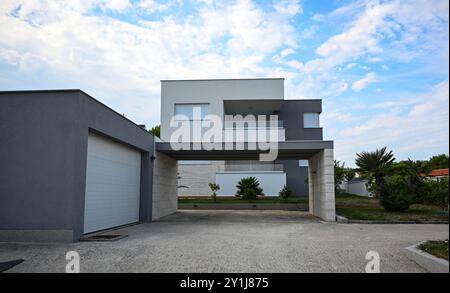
[[220, 163, 284, 172], [223, 120, 285, 142]]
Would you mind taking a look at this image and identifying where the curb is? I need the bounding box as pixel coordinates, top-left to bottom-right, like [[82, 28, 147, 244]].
[[178, 203, 308, 211], [335, 215, 448, 224], [404, 242, 449, 273], [336, 215, 349, 223], [347, 220, 448, 224]]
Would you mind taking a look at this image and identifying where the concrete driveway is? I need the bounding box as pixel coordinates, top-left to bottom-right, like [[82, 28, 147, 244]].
[[0, 210, 448, 273]]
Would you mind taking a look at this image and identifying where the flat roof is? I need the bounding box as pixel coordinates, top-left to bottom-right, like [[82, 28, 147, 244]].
[[161, 78, 285, 82], [0, 89, 150, 135], [155, 140, 333, 160]]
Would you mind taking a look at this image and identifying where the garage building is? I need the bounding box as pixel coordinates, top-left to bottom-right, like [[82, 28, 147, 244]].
[[0, 90, 163, 242]]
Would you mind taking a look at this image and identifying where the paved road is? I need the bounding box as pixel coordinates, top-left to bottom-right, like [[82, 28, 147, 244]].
[[1, 210, 448, 273]]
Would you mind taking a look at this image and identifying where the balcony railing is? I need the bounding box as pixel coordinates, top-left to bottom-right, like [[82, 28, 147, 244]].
[[219, 163, 284, 172], [224, 120, 284, 129]]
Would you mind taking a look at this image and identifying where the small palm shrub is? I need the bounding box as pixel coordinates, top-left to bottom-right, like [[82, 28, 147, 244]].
[[235, 177, 264, 200], [278, 185, 293, 202], [208, 182, 220, 203], [380, 175, 415, 212], [242, 188, 258, 201]]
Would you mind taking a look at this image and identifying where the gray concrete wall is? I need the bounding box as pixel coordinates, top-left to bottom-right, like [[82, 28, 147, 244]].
[[308, 149, 335, 221], [152, 151, 178, 220], [0, 90, 154, 242], [279, 100, 323, 140], [178, 162, 222, 196]]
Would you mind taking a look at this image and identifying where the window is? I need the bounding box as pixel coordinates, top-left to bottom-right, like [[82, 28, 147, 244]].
[[174, 103, 209, 120], [303, 113, 320, 128], [298, 160, 308, 167]]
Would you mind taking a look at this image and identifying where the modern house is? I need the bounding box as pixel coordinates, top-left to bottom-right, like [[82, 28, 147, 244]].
[[0, 81, 335, 243], [160, 78, 323, 197]]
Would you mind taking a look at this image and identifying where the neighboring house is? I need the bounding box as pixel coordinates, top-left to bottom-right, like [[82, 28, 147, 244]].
[[160, 78, 323, 197], [339, 178, 372, 197], [419, 168, 449, 182]]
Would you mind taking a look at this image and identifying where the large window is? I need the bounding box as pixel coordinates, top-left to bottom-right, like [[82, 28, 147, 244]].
[[303, 113, 320, 128], [174, 103, 209, 120]]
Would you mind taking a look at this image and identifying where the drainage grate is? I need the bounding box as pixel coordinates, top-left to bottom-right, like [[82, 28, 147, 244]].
[[81, 234, 127, 242], [0, 259, 24, 273]]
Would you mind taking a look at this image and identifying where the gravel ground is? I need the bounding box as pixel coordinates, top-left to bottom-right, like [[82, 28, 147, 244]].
[[0, 210, 448, 273]]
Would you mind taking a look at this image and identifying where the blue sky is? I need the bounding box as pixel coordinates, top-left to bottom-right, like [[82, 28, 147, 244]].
[[0, 0, 448, 166]]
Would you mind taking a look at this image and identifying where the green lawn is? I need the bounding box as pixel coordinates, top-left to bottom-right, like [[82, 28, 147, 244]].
[[179, 196, 308, 204], [419, 240, 449, 260], [336, 193, 448, 222], [179, 194, 448, 222]]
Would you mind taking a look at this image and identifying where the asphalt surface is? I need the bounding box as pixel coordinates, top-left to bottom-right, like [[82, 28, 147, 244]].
[[0, 210, 448, 273]]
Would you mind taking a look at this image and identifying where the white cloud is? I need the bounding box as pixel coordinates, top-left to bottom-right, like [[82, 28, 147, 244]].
[[336, 80, 449, 165], [138, 0, 169, 14], [101, 0, 132, 12], [273, 0, 302, 16], [351, 72, 378, 92], [0, 0, 302, 125], [280, 48, 295, 58]]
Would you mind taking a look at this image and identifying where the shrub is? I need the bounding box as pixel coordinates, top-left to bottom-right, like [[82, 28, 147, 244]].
[[208, 182, 220, 203], [235, 177, 264, 199], [242, 188, 258, 201], [278, 185, 293, 202], [334, 160, 346, 194], [379, 175, 415, 212], [417, 177, 449, 210]]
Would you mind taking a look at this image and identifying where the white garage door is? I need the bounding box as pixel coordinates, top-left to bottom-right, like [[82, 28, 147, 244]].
[[84, 133, 141, 234]]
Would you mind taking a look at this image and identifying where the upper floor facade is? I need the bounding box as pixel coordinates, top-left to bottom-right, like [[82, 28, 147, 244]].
[[160, 78, 323, 143]]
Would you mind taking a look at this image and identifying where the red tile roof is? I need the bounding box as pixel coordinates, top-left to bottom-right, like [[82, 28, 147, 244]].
[[420, 168, 449, 177]]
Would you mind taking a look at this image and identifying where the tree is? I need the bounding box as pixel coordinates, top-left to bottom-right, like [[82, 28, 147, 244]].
[[344, 168, 356, 182], [379, 175, 415, 212], [149, 124, 160, 138], [235, 177, 264, 200], [389, 159, 425, 195], [355, 147, 395, 198], [208, 182, 220, 203], [417, 177, 449, 210], [424, 154, 449, 171], [334, 160, 346, 194]]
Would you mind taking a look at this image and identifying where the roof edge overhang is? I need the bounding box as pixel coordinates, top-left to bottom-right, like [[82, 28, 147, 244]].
[[155, 140, 333, 160]]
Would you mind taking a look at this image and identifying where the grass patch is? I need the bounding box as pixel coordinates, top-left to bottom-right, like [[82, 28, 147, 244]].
[[418, 240, 449, 260], [336, 193, 448, 222], [179, 196, 308, 204]]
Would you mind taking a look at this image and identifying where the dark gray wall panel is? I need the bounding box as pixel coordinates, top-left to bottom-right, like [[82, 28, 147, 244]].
[[277, 160, 309, 196], [279, 100, 323, 140]]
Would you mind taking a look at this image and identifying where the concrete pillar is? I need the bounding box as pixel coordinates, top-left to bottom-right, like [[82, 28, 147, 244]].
[[152, 151, 178, 220], [308, 149, 336, 221]]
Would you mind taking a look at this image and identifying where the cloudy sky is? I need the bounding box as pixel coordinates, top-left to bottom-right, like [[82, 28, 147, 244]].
[[0, 0, 448, 166]]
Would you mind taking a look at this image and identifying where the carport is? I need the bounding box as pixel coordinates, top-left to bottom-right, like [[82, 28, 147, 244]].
[[154, 140, 336, 221]]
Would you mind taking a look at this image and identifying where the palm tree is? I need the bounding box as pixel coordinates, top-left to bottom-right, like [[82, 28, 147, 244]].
[[355, 147, 395, 197]]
